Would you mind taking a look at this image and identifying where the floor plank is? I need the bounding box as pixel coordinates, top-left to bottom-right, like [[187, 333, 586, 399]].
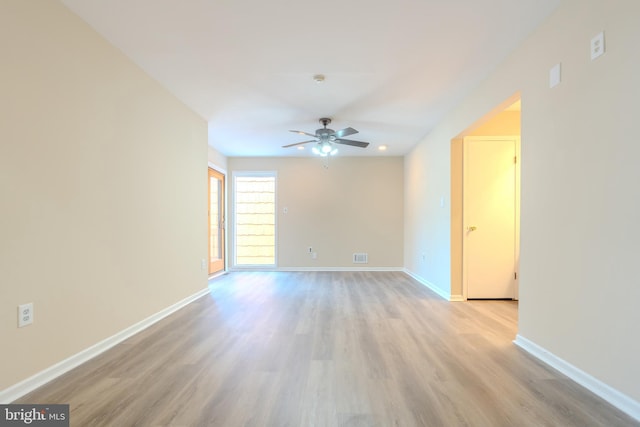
[[15, 271, 639, 426]]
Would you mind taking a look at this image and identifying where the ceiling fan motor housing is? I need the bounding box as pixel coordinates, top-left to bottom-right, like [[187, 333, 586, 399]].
[[317, 118, 334, 139], [317, 128, 334, 139]]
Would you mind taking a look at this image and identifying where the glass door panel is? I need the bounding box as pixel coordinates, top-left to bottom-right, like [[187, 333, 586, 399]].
[[208, 168, 225, 274]]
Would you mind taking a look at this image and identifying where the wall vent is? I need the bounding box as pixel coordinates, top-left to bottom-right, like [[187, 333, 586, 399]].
[[353, 253, 368, 264]]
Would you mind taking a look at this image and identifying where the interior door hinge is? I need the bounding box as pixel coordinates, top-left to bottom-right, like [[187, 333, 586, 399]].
[[514, 156, 517, 164], [514, 272, 518, 280]]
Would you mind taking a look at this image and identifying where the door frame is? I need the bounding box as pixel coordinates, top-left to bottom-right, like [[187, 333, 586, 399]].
[[208, 163, 227, 275], [462, 136, 520, 300]]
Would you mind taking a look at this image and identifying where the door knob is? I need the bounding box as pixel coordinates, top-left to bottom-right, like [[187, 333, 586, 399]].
[[467, 226, 477, 231]]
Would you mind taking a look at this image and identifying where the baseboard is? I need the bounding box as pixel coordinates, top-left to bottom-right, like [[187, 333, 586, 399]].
[[275, 267, 404, 272], [208, 270, 227, 280], [0, 287, 210, 404], [227, 267, 404, 272], [403, 269, 452, 301], [514, 334, 640, 422]]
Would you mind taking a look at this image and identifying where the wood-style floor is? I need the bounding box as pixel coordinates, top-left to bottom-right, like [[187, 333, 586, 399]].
[[17, 271, 639, 426]]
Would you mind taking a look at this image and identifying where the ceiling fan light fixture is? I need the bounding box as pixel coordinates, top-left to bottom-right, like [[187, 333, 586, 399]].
[[312, 142, 337, 157]]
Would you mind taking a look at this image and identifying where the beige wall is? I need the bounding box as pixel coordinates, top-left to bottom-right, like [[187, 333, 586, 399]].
[[0, 1, 208, 391], [208, 146, 228, 171], [404, 128, 452, 294], [406, 0, 640, 403], [468, 110, 521, 136], [450, 138, 464, 298], [228, 157, 404, 268]]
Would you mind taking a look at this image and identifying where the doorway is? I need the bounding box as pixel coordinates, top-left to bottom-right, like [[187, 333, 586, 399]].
[[208, 167, 225, 275], [450, 96, 521, 301], [463, 136, 520, 299]]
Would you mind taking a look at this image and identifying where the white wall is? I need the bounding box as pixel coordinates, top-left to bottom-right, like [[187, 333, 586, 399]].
[[228, 157, 404, 269], [405, 0, 640, 404], [0, 1, 208, 391]]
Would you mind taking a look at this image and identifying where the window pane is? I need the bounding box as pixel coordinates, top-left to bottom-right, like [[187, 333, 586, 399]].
[[234, 175, 276, 266]]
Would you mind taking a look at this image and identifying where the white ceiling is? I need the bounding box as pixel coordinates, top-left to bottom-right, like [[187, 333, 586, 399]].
[[61, 0, 559, 157]]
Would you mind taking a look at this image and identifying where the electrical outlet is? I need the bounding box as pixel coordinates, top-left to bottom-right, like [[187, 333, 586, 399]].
[[18, 303, 33, 327], [312, 252, 317, 260]]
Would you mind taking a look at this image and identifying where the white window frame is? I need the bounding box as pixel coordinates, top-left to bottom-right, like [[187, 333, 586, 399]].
[[231, 171, 278, 270]]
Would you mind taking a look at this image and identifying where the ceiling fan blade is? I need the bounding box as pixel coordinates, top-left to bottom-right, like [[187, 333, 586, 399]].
[[334, 127, 358, 138], [282, 140, 316, 148], [334, 138, 370, 148], [289, 130, 317, 138]]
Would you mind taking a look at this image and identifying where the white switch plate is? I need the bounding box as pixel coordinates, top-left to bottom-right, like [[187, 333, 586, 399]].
[[591, 31, 605, 60], [18, 303, 33, 327], [283, 207, 288, 214], [549, 63, 561, 88], [201, 258, 206, 270]]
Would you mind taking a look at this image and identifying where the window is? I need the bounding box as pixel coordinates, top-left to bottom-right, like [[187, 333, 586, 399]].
[[233, 172, 276, 266]]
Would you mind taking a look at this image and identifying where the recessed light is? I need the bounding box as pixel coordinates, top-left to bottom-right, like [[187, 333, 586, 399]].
[[313, 74, 325, 83], [378, 145, 388, 151], [297, 146, 305, 150]]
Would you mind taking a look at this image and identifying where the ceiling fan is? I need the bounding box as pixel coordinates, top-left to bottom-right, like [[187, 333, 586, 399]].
[[283, 118, 370, 156]]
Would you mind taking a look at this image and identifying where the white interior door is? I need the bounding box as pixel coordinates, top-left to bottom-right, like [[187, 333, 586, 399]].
[[464, 137, 517, 299]]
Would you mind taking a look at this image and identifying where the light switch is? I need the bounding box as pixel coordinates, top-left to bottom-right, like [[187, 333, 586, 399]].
[[549, 63, 561, 88], [591, 31, 605, 60]]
